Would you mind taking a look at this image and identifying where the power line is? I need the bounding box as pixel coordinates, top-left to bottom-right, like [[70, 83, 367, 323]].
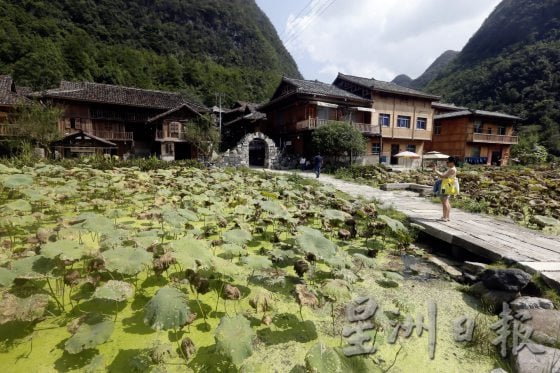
[[279, 0, 315, 39], [284, 0, 338, 48], [282, 0, 330, 43]]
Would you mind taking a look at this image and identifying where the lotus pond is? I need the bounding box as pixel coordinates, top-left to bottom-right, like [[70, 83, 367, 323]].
[[0, 162, 503, 372]]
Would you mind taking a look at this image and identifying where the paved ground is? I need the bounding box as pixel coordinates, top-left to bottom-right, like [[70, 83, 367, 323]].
[[266, 169, 560, 290]]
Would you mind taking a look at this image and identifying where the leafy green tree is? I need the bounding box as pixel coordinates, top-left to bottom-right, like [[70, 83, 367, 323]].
[[311, 122, 366, 164], [182, 114, 221, 160], [9, 102, 62, 155]]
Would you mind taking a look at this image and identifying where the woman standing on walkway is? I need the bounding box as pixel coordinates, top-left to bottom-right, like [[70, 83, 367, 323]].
[[433, 156, 458, 222]]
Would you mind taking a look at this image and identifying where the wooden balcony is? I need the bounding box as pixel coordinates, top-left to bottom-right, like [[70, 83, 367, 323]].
[[469, 133, 518, 144], [295, 118, 380, 135], [90, 131, 133, 141], [155, 130, 188, 142], [0, 125, 20, 137]]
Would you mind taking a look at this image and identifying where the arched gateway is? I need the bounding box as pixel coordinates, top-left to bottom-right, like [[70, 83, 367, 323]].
[[219, 132, 279, 169]]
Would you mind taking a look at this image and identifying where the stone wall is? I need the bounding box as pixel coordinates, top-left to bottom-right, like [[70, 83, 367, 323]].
[[218, 132, 279, 169]]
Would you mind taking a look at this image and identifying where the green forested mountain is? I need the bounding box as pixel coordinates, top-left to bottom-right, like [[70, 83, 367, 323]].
[[392, 50, 458, 90], [0, 0, 302, 105], [426, 0, 560, 155]]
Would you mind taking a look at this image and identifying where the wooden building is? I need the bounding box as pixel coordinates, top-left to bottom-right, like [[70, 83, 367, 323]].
[[0, 75, 30, 138], [431, 109, 520, 166], [333, 73, 440, 166], [36, 81, 208, 159], [258, 77, 378, 160], [220, 101, 266, 151]]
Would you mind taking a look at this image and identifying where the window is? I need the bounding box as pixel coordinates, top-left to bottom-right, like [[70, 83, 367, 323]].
[[371, 143, 381, 155], [70, 118, 76, 129], [416, 117, 427, 130], [471, 146, 481, 157], [434, 123, 441, 135], [379, 113, 390, 127], [397, 115, 411, 128], [165, 143, 174, 155], [498, 126, 506, 135], [169, 122, 180, 137], [474, 120, 483, 133], [406, 144, 416, 153]]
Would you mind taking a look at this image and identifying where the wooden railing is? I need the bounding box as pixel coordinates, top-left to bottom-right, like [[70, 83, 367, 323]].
[[295, 119, 380, 134], [0, 125, 20, 137], [470, 133, 518, 144], [90, 131, 133, 141]]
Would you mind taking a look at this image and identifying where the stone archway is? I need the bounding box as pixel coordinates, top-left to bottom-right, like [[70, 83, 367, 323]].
[[219, 132, 279, 169]]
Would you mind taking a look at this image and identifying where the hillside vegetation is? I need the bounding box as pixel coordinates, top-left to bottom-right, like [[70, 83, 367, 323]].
[[0, 0, 302, 105], [426, 0, 560, 155]]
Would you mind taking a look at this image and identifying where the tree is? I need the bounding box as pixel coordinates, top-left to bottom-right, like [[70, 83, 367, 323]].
[[311, 122, 366, 164], [9, 102, 62, 156], [182, 114, 220, 160]]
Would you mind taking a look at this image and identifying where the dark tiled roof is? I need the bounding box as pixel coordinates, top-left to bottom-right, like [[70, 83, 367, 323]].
[[431, 102, 468, 111], [283, 77, 369, 101], [335, 73, 441, 100], [38, 81, 206, 111], [434, 110, 521, 121], [147, 103, 203, 123], [0, 75, 30, 106], [53, 131, 117, 147]]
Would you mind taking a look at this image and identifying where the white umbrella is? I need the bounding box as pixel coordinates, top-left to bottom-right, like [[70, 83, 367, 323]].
[[423, 151, 449, 160], [394, 151, 420, 168], [422, 151, 449, 170], [394, 151, 420, 159]]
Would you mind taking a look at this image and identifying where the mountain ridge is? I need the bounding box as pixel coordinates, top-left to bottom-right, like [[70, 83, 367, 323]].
[[0, 0, 302, 105]]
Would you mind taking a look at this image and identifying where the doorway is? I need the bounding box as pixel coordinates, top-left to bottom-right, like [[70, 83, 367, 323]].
[[249, 138, 267, 166], [391, 144, 400, 165]]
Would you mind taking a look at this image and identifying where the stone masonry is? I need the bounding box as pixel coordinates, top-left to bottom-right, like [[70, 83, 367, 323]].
[[218, 132, 279, 169]]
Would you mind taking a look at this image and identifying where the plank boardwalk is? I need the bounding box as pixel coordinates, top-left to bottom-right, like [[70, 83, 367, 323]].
[[267, 170, 560, 290]]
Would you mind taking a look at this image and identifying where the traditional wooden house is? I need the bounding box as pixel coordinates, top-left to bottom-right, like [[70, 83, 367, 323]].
[[0, 75, 31, 137], [51, 131, 117, 158], [36, 81, 208, 158], [431, 109, 520, 166], [333, 73, 440, 166], [220, 101, 266, 151], [258, 77, 378, 161]]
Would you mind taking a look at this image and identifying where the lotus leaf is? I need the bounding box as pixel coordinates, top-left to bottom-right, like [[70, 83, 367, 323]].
[[10, 255, 55, 279], [102, 247, 152, 275], [79, 213, 116, 234], [322, 209, 352, 222], [259, 200, 290, 219], [214, 315, 255, 367], [295, 226, 337, 259], [0, 267, 16, 287], [64, 316, 114, 354], [0, 293, 49, 324], [249, 288, 274, 313], [241, 256, 272, 270], [305, 342, 342, 372], [83, 354, 105, 373], [321, 279, 351, 302], [223, 229, 252, 246], [352, 253, 375, 269], [143, 286, 190, 331], [169, 237, 212, 268], [1, 174, 33, 188], [221, 243, 245, 258], [379, 215, 408, 234], [210, 257, 242, 277], [93, 280, 134, 302], [41, 239, 90, 261], [2, 199, 32, 212]]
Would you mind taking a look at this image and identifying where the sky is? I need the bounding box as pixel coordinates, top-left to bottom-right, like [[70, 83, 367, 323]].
[[254, 0, 502, 83]]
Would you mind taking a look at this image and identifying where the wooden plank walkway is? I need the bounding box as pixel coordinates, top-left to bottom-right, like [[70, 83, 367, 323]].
[[267, 170, 560, 290]]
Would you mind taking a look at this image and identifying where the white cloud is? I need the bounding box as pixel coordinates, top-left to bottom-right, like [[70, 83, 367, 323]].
[[282, 0, 501, 82]]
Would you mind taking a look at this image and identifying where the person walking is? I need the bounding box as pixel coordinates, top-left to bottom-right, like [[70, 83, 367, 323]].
[[313, 153, 323, 178], [433, 156, 459, 222]]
